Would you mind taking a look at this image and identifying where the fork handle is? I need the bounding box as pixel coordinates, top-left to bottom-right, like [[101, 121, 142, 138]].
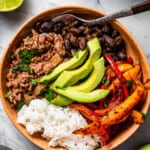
[[131, 0, 150, 14], [90, 0, 150, 25]]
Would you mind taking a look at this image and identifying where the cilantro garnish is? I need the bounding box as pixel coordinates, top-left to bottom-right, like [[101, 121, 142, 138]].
[[31, 79, 37, 86], [11, 49, 39, 73], [16, 101, 24, 112], [4, 91, 11, 98], [40, 87, 53, 102]]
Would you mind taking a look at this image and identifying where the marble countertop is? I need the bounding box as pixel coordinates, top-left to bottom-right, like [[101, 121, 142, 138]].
[[0, 0, 149, 150]]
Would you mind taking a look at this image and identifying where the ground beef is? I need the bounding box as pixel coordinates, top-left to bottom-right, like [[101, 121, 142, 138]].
[[6, 30, 66, 106]]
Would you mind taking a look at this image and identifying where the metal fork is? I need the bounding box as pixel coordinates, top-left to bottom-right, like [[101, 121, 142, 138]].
[[52, 0, 150, 26]]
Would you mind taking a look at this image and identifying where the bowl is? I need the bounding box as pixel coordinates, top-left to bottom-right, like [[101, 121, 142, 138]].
[[0, 6, 150, 150]]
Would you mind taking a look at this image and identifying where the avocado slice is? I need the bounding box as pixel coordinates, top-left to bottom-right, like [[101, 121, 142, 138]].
[[69, 57, 105, 92], [52, 37, 101, 88], [50, 95, 73, 106], [53, 87, 109, 103], [39, 49, 88, 83]]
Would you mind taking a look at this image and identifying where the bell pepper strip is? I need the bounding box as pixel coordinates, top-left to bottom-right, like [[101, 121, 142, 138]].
[[69, 103, 100, 126], [104, 53, 128, 98], [100, 85, 144, 128], [117, 63, 133, 73], [123, 64, 140, 81], [74, 122, 110, 145], [85, 103, 99, 110], [131, 110, 144, 124], [143, 79, 150, 90], [96, 88, 123, 116], [105, 63, 132, 80]]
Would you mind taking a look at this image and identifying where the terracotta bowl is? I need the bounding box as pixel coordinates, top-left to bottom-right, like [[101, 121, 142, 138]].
[[0, 6, 150, 150]]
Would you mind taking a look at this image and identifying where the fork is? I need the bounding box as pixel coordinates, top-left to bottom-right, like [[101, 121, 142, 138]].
[[52, 0, 150, 26]]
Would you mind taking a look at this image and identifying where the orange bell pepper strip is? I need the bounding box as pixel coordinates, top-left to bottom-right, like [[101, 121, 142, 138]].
[[123, 64, 140, 80], [100, 85, 144, 128], [131, 110, 144, 124], [144, 79, 150, 90]]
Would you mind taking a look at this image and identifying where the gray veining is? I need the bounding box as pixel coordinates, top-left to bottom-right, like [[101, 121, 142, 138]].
[[0, 0, 150, 150]]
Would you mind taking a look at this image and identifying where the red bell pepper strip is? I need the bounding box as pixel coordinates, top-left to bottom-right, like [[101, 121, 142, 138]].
[[74, 122, 110, 145], [104, 53, 128, 98], [69, 103, 100, 126]]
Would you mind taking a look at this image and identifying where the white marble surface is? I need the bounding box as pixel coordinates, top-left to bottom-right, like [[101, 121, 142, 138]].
[[0, 0, 150, 150]]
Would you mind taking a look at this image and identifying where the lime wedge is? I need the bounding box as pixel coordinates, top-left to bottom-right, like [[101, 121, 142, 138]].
[[0, 0, 24, 12], [139, 144, 150, 150]]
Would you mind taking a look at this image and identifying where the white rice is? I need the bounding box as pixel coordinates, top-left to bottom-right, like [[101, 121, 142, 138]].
[[17, 99, 100, 150]]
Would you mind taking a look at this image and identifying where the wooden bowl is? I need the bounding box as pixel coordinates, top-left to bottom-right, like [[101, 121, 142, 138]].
[[0, 6, 150, 150]]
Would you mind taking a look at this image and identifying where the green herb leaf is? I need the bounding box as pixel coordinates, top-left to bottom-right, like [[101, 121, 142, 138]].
[[104, 101, 108, 108], [20, 64, 30, 73], [40, 87, 53, 102], [10, 54, 15, 60], [142, 112, 146, 120], [12, 65, 19, 72], [4, 91, 11, 98], [31, 79, 37, 86], [16, 101, 24, 112], [104, 80, 110, 87], [126, 80, 132, 88], [45, 89, 53, 102]]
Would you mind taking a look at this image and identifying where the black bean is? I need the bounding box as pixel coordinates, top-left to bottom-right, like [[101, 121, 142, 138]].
[[79, 38, 86, 50], [112, 30, 119, 38], [117, 50, 127, 60], [102, 22, 112, 35], [70, 27, 80, 36], [69, 20, 80, 27], [64, 39, 71, 51], [115, 36, 123, 47], [99, 37, 105, 46], [53, 22, 64, 33], [83, 26, 91, 35], [34, 20, 42, 32], [40, 21, 53, 33], [78, 26, 85, 32], [70, 34, 78, 48], [104, 35, 115, 48]]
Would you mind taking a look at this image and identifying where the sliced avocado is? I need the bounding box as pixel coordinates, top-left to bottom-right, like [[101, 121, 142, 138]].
[[52, 37, 101, 88], [53, 87, 109, 103], [39, 49, 88, 83], [50, 95, 73, 106], [69, 57, 105, 92]]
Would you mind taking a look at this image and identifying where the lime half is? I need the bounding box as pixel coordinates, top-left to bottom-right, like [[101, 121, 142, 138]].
[[139, 144, 150, 150], [0, 0, 24, 12]]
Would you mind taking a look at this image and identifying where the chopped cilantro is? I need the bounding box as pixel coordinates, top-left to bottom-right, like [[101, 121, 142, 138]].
[[101, 77, 110, 87], [104, 101, 108, 108], [4, 91, 11, 98], [31, 79, 37, 86], [126, 80, 133, 88], [40, 87, 53, 102], [12, 63, 30, 73], [11, 49, 38, 73], [12, 65, 20, 72], [142, 112, 146, 120], [16, 101, 24, 112], [104, 80, 110, 87], [45, 89, 53, 102], [10, 54, 15, 60]]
